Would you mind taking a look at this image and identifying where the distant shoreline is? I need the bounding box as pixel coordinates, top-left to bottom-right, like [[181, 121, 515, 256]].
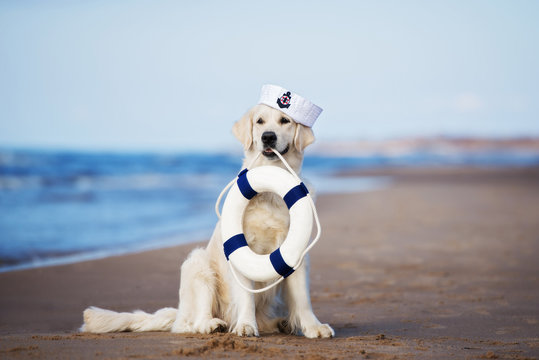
[[2, 135, 539, 157]]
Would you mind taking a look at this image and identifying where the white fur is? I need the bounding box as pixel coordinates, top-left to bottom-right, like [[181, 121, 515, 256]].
[[81, 104, 334, 338]]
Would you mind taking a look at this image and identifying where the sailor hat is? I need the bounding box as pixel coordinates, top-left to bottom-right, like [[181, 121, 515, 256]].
[[258, 84, 322, 128]]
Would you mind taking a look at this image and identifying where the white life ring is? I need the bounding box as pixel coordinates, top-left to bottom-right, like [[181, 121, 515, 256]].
[[220, 166, 313, 283]]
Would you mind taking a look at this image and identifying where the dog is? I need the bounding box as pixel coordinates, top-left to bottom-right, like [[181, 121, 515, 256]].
[[81, 103, 334, 338]]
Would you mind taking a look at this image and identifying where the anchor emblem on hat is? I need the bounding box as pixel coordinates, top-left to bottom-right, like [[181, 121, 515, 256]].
[[277, 91, 292, 109]]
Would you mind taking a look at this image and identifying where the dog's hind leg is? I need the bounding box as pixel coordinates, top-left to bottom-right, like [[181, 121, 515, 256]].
[[171, 248, 227, 334]]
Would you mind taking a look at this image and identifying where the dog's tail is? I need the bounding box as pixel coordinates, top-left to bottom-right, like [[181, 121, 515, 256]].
[[80, 306, 177, 333]]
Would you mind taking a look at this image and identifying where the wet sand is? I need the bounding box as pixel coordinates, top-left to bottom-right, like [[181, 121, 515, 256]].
[[1, 166, 538, 359]]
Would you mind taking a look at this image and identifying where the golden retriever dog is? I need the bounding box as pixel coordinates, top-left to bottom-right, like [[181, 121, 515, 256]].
[[81, 103, 334, 338]]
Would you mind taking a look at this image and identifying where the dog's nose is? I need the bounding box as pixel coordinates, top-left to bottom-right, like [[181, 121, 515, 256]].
[[261, 131, 277, 146]]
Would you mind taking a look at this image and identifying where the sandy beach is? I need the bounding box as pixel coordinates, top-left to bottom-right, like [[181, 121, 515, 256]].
[[1, 166, 538, 359]]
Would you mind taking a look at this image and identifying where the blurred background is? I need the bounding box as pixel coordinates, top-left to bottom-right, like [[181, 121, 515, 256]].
[[1, 0, 538, 271]]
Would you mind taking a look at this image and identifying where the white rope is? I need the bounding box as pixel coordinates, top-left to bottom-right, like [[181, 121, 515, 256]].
[[214, 149, 322, 294]]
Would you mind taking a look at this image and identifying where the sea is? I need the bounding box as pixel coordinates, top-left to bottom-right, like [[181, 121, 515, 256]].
[[1, 147, 538, 272]]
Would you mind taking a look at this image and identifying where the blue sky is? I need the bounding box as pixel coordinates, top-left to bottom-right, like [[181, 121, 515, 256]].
[[1, 0, 538, 151]]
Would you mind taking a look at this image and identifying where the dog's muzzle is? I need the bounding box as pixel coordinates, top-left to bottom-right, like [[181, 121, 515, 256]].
[[261, 131, 289, 158]]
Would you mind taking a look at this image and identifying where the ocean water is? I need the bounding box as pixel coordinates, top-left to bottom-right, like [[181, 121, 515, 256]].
[[0, 148, 537, 272]]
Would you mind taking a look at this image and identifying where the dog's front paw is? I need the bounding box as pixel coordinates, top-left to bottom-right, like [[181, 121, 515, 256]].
[[303, 323, 335, 338], [196, 318, 227, 334], [232, 323, 259, 337]]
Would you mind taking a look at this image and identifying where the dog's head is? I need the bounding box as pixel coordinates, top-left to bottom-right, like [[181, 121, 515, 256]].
[[232, 104, 315, 163]]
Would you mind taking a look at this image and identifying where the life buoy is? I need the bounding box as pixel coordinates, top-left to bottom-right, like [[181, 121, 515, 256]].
[[220, 166, 313, 283]]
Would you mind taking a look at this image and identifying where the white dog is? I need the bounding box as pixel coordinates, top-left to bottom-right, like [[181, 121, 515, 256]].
[[81, 103, 334, 338]]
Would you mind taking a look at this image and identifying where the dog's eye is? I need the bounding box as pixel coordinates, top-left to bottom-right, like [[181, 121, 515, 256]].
[[256, 118, 265, 125], [280, 117, 291, 125]]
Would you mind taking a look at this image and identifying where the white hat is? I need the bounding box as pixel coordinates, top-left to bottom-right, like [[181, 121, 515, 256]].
[[258, 84, 322, 127]]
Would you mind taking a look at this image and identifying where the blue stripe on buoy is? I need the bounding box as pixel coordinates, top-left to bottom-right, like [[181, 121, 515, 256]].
[[237, 169, 258, 200], [283, 182, 309, 209], [269, 248, 294, 278], [223, 233, 248, 260]]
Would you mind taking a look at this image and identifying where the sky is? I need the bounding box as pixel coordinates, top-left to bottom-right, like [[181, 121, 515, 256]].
[[0, 0, 538, 152]]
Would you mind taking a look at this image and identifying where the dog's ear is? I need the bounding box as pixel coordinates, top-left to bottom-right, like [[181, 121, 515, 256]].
[[232, 109, 253, 150], [294, 123, 315, 153]]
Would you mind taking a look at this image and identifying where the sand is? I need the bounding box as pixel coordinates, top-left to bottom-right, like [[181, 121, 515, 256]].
[[1, 166, 538, 359]]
